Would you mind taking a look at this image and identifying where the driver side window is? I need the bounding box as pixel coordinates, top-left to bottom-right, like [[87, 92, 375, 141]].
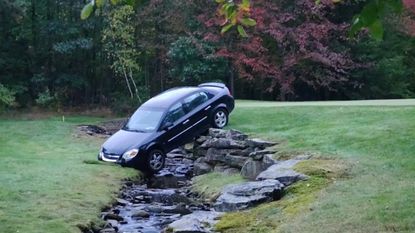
[[162, 102, 186, 126]]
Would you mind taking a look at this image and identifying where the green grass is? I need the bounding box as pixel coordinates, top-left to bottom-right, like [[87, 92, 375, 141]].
[[2, 101, 415, 233], [0, 116, 137, 233], [214, 101, 415, 233], [191, 172, 246, 201]]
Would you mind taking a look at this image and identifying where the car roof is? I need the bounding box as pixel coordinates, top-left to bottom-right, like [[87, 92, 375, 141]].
[[141, 87, 201, 109]]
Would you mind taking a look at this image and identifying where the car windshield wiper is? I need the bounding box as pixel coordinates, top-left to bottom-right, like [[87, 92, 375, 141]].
[[129, 129, 146, 133]]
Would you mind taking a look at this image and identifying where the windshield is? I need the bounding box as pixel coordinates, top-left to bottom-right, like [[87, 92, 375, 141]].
[[123, 107, 164, 132]]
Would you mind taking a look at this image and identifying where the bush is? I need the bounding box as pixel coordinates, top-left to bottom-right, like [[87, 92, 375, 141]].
[[0, 84, 16, 110], [35, 89, 56, 108]]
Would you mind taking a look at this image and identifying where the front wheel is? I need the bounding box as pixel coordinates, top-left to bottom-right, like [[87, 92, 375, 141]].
[[212, 108, 228, 129], [146, 149, 165, 173]]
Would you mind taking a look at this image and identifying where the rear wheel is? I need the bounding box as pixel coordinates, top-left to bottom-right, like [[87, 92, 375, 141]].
[[146, 149, 165, 173], [212, 108, 228, 129]]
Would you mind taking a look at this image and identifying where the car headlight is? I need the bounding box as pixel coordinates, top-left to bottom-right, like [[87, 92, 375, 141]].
[[122, 149, 139, 160]]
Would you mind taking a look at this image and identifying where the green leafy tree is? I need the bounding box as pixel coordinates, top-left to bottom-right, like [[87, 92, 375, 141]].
[[167, 36, 228, 85], [102, 5, 143, 102]]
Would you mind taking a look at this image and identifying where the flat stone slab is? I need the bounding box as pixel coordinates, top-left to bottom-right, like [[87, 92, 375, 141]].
[[256, 160, 308, 186], [214, 179, 284, 212], [167, 211, 223, 233]]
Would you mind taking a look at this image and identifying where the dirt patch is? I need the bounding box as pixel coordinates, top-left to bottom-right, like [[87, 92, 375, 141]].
[[76, 118, 127, 138]]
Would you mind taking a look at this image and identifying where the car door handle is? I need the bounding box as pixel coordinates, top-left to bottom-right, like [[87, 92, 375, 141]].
[[182, 119, 190, 125], [204, 106, 211, 110]]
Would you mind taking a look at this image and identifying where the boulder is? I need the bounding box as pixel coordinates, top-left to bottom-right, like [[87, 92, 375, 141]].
[[167, 211, 223, 233], [134, 189, 191, 205], [193, 148, 208, 158], [116, 198, 130, 206], [256, 160, 308, 186], [249, 149, 277, 161], [149, 171, 187, 188], [247, 138, 278, 149], [161, 204, 192, 215], [225, 129, 249, 141], [208, 128, 228, 138], [207, 147, 251, 157], [131, 210, 150, 218], [200, 138, 248, 150], [193, 158, 213, 176], [195, 135, 211, 144], [224, 155, 249, 168], [213, 164, 228, 173], [205, 149, 249, 167], [103, 213, 124, 222], [240, 158, 274, 180], [104, 220, 118, 228], [214, 179, 284, 212], [205, 148, 226, 164], [184, 143, 194, 153], [208, 128, 248, 141], [263, 154, 276, 164], [223, 167, 240, 175]]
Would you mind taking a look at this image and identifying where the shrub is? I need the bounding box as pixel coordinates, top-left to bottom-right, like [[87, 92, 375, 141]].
[[0, 84, 16, 110]]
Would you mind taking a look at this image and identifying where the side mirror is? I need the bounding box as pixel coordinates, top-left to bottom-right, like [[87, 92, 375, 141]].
[[161, 122, 173, 131]]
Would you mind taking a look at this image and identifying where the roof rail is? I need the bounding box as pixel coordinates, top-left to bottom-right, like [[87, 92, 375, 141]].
[[198, 82, 226, 88]]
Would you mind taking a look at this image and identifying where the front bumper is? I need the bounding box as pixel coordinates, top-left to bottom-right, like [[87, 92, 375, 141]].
[[99, 151, 120, 163], [99, 151, 145, 168]]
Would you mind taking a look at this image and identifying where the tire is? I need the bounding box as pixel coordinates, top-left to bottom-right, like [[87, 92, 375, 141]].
[[212, 108, 228, 129], [146, 149, 165, 173]]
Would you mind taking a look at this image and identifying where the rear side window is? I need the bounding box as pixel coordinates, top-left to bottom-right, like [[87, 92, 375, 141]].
[[163, 102, 186, 124], [183, 92, 210, 113]]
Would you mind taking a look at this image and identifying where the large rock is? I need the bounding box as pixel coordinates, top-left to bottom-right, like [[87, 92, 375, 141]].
[[247, 138, 278, 149], [223, 167, 240, 175], [206, 147, 251, 158], [214, 180, 284, 212], [256, 160, 308, 186], [213, 164, 228, 173], [167, 211, 223, 233], [193, 158, 213, 176], [240, 158, 274, 180], [200, 138, 248, 149], [209, 128, 248, 141], [249, 149, 277, 161], [224, 155, 249, 168], [205, 149, 249, 168]]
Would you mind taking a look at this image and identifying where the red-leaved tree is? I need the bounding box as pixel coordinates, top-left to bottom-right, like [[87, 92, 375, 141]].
[[200, 0, 358, 100]]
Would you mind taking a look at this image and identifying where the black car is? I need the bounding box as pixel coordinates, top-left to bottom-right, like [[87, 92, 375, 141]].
[[98, 82, 234, 172]]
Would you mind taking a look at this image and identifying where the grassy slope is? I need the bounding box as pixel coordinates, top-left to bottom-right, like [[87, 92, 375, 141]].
[[219, 101, 415, 233], [0, 117, 136, 233]]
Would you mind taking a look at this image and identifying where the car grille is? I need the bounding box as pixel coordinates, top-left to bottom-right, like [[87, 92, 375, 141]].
[[103, 153, 120, 160]]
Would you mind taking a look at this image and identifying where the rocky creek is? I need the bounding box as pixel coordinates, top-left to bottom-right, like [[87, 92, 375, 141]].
[[80, 125, 310, 233]]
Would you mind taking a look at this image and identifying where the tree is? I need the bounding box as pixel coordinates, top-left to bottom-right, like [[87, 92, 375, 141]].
[[81, 0, 407, 40], [167, 36, 228, 85], [102, 5, 142, 101], [200, 0, 358, 100]]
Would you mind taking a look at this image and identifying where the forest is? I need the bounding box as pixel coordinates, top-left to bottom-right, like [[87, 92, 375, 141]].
[[1, 0, 415, 113]]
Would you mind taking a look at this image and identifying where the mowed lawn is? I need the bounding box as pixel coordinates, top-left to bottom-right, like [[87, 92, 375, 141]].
[[0, 116, 136, 233], [226, 101, 415, 233], [0, 100, 414, 233]]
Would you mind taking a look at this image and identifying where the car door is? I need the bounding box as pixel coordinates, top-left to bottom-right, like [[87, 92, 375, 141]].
[[158, 102, 188, 152], [180, 91, 212, 141]]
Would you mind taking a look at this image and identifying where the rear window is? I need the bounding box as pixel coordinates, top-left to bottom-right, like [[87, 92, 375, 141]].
[[182, 92, 210, 113]]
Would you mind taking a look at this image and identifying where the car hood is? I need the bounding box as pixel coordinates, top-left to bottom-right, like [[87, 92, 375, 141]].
[[102, 129, 152, 155]]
